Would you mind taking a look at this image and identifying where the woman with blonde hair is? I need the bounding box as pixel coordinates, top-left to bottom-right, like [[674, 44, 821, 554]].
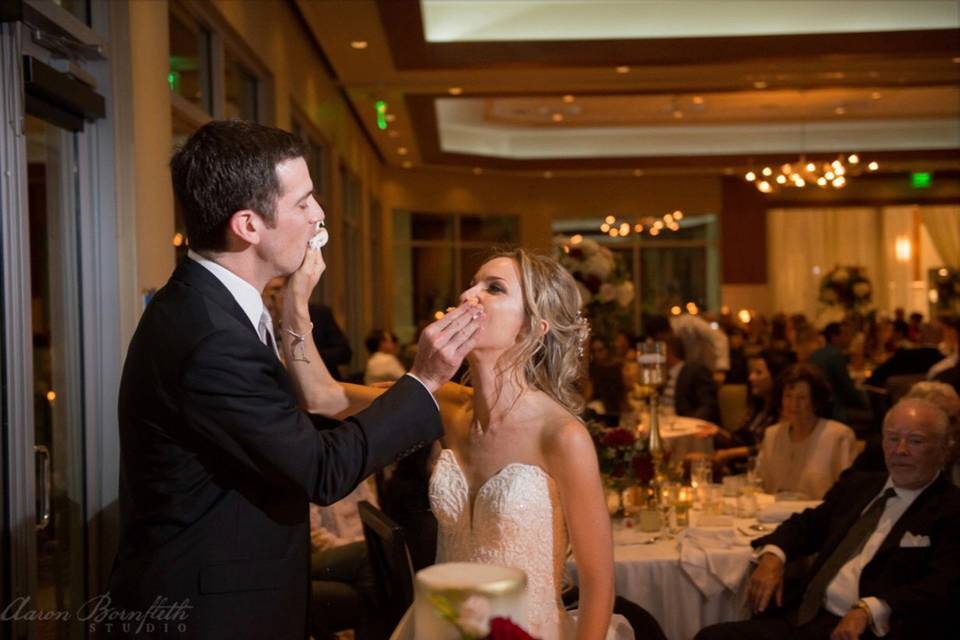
[[284, 248, 631, 640]]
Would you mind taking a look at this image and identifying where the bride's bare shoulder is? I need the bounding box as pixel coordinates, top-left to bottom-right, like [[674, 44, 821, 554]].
[[537, 400, 592, 459]]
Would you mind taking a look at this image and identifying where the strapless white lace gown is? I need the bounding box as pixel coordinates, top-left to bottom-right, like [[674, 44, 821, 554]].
[[430, 449, 634, 640]]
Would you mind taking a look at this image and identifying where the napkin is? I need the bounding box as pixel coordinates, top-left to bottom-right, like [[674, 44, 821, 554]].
[[756, 501, 821, 524], [677, 528, 751, 598]]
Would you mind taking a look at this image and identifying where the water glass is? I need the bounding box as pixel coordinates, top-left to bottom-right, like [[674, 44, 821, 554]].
[[746, 456, 763, 491], [736, 488, 758, 518]]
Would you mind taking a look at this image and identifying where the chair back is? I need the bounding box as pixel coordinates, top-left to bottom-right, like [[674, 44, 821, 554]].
[[717, 384, 748, 432], [359, 500, 416, 630]]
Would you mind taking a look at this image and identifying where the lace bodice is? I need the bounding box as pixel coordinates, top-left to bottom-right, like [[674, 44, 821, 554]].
[[430, 448, 569, 640]]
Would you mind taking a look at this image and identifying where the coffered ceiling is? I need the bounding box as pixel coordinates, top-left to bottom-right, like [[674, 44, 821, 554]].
[[294, 0, 960, 177]]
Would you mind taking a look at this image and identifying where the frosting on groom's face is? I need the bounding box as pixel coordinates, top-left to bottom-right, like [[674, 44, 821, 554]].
[[460, 257, 525, 354]]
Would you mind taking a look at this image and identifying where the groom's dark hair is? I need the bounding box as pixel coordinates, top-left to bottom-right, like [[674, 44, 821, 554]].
[[171, 120, 306, 252]]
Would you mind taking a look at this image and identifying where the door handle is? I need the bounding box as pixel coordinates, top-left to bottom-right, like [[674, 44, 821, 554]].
[[34, 444, 50, 531]]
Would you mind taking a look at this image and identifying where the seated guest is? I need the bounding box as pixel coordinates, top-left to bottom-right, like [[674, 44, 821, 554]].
[[363, 328, 406, 384], [310, 303, 353, 381], [696, 398, 960, 640], [663, 335, 721, 424], [793, 326, 822, 364], [927, 315, 959, 380], [867, 339, 944, 389], [712, 349, 796, 466], [725, 327, 749, 385], [851, 381, 960, 482], [309, 482, 377, 640], [755, 364, 856, 499], [810, 321, 866, 423]]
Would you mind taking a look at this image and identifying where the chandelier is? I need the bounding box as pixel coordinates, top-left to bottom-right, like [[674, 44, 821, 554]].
[[597, 210, 684, 238], [745, 154, 879, 193]]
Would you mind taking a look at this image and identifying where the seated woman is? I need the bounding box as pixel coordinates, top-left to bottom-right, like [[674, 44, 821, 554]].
[[755, 364, 856, 499], [711, 349, 796, 469]]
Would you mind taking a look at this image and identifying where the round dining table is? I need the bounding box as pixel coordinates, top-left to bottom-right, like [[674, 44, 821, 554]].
[[567, 494, 815, 640]]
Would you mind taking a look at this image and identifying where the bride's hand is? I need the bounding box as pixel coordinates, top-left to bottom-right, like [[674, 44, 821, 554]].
[[284, 246, 325, 316]]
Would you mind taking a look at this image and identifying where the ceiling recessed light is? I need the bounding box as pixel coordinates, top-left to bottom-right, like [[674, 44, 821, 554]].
[[472, 167, 483, 175], [397, 147, 408, 155], [633, 169, 644, 177], [870, 91, 882, 100], [834, 106, 846, 115], [615, 65, 630, 74], [350, 41, 368, 49], [953, 57, 960, 63], [543, 171, 553, 179], [672, 110, 684, 119], [753, 81, 768, 89], [551, 113, 564, 122], [448, 87, 463, 96], [387, 130, 399, 138], [692, 96, 704, 105], [562, 94, 575, 103], [385, 114, 396, 123], [402, 161, 412, 169]]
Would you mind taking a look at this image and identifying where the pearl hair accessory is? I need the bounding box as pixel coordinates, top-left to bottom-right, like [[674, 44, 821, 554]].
[[576, 310, 590, 360]]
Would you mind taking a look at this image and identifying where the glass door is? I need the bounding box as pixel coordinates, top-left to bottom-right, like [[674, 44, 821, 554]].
[[26, 115, 86, 640]]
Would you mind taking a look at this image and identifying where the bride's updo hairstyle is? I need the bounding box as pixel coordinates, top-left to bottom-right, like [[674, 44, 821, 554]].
[[489, 248, 586, 416]]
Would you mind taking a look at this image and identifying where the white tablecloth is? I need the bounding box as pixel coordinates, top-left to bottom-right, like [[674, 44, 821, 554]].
[[568, 496, 792, 640]]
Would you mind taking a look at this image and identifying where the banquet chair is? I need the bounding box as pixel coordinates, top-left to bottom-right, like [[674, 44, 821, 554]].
[[717, 384, 748, 432], [359, 500, 415, 638]]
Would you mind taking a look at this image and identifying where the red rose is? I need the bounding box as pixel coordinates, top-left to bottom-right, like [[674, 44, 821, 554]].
[[487, 617, 537, 639], [631, 453, 654, 485], [602, 428, 636, 448]]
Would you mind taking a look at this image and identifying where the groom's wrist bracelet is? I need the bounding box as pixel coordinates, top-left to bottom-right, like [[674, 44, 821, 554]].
[[284, 324, 313, 363]]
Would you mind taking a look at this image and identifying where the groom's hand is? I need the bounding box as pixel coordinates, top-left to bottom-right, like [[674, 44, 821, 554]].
[[410, 302, 484, 392]]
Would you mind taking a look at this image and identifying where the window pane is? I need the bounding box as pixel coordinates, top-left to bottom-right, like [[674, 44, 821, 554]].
[[406, 212, 452, 241], [53, 0, 89, 24], [169, 8, 211, 113], [640, 246, 707, 312], [224, 51, 258, 121], [461, 215, 518, 244], [459, 246, 491, 289]]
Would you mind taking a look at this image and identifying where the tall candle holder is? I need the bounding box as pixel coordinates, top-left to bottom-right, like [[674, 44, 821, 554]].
[[637, 340, 667, 488]]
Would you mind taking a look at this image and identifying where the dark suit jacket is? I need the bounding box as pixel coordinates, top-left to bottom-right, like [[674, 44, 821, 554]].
[[309, 303, 351, 381], [753, 472, 960, 638], [674, 362, 721, 424], [867, 347, 944, 388], [108, 258, 441, 639]]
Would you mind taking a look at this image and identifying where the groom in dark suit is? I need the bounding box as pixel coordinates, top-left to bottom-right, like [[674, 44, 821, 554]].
[[108, 121, 483, 639], [697, 397, 960, 640]]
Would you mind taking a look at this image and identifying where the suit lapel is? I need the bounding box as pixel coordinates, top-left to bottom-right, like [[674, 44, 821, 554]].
[[873, 474, 946, 559], [806, 475, 887, 578], [171, 257, 261, 343]]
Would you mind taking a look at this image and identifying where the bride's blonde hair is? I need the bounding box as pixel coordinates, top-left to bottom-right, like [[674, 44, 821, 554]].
[[484, 248, 587, 415]]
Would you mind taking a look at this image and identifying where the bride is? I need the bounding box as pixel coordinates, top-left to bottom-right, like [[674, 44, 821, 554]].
[[282, 248, 631, 640]]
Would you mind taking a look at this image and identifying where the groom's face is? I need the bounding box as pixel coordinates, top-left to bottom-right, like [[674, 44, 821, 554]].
[[259, 156, 324, 277]]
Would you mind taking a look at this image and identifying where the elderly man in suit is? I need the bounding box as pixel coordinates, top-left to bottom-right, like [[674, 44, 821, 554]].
[[109, 121, 483, 639], [696, 397, 960, 640]]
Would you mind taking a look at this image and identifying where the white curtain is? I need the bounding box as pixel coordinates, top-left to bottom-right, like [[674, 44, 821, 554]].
[[920, 205, 960, 268], [767, 208, 881, 321]]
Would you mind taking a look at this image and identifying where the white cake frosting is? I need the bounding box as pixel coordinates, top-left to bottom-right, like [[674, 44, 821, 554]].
[[413, 562, 528, 639]]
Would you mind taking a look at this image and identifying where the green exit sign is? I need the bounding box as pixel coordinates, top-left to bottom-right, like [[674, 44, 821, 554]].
[[911, 172, 932, 188]]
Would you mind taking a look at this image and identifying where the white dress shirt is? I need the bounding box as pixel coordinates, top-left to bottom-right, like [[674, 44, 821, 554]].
[[364, 352, 407, 385], [760, 474, 938, 636]]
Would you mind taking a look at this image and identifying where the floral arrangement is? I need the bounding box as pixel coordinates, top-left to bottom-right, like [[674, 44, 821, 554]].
[[586, 421, 654, 488], [554, 235, 635, 344], [429, 594, 536, 640], [818, 266, 873, 313]]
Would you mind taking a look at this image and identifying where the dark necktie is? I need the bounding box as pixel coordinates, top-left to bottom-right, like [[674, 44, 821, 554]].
[[796, 487, 897, 625]]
